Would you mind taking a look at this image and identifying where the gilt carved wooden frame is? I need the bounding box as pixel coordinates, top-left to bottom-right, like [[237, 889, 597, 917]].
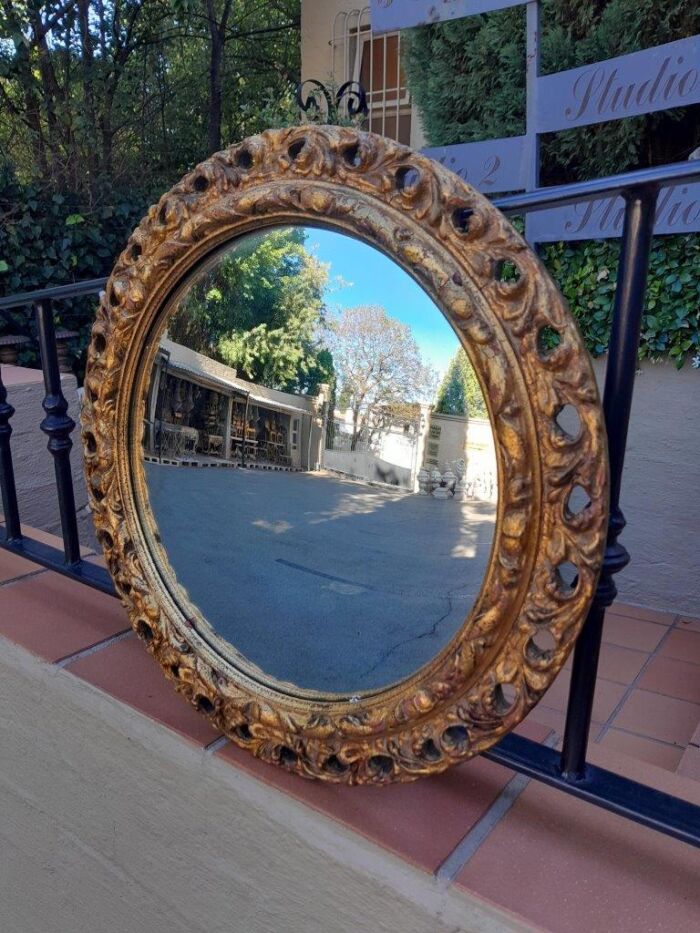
[[82, 126, 608, 783]]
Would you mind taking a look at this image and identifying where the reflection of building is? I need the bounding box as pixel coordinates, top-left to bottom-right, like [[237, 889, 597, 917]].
[[301, 3, 426, 148], [145, 337, 328, 470], [325, 404, 497, 501]]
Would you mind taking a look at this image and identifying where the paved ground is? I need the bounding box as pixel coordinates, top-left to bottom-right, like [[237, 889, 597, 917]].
[[146, 465, 496, 694]]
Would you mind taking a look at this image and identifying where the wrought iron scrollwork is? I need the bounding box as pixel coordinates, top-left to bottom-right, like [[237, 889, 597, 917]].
[[296, 79, 368, 122]]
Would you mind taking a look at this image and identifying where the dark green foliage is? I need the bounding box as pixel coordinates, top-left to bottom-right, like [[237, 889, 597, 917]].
[[403, 2, 700, 367], [0, 1, 300, 198], [168, 227, 331, 393], [403, 1, 700, 181], [0, 166, 145, 376], [542, 235, 700, 368], [435, 349, 488, 417]]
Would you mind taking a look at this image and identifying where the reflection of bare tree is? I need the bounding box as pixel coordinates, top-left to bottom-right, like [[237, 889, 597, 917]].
[[326, 305, 437, 451]]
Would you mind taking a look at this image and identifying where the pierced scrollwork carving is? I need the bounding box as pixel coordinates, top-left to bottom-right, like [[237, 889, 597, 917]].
[[82, 126, 608, 784]]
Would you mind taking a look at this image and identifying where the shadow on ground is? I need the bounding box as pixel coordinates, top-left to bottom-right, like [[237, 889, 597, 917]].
[[146, 465, 496, 694]]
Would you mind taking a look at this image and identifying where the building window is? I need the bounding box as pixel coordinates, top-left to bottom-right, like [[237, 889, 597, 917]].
[[292, 418, 299, 450], [331, 7, 412, 145]]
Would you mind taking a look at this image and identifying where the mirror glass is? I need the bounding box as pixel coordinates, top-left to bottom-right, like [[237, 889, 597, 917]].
[[140, 226, 498, 695]]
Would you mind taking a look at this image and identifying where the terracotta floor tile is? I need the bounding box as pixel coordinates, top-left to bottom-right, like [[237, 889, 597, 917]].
[[611, 689, 700, 747], [0, 571, 128, 661], [524, 705, 568, 737], [539, 669, 626, 723], [677, 745, 700, 781], [564, 641, 647, 685], [85, 552, 107, 568], [639, 655, 700, 705], [603, 613, 667, 652], [456, 777, 700, 933], [596, 728, 684, 772], [67, 635, 220, 747], [24, 525, 95, 556], [524, 703, 605, 741], [611, 601, 676, 625], [689, 722, 700, 748], [678, 615, 700, 635], [0, 547, 43, 583], [659, 628, 700, 665], [216, 719, 550, 874]]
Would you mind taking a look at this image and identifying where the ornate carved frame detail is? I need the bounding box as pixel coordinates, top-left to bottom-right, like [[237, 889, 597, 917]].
[[83, 126, 608, 784]]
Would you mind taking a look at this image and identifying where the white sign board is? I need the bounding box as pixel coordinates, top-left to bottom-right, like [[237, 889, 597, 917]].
[[537, 35, 700, 133], [423, 137, 527, 193], [370, 0, 526, 35], [527, 182, 700, 242]]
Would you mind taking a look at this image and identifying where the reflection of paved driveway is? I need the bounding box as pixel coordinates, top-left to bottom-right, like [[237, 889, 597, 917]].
[[146, 465, 496, 695]]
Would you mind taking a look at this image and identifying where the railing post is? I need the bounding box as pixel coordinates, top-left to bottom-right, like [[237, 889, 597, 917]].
[[560, 185, 658, 780], [0, 364, 22, 541], [35, 298, 81, 565]]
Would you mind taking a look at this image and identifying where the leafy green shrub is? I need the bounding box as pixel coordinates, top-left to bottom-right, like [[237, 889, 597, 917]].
[[541, 236, 700, 367], [435, 349, 488, 416], [0, 167, 146, 377]]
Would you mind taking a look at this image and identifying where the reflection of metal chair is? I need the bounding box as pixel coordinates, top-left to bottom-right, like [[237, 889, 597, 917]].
[[157, 421, 197, 459], [208, 435, 224, 457], [181, 427, 198, 456], [160, 422, 183, 458]]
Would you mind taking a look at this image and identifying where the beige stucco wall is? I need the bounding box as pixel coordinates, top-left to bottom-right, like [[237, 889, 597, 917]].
[[0, 636, 524, 933], [301, 0, 349, 83], [300, 1, 427, 149], [591, 357, 699, 616]]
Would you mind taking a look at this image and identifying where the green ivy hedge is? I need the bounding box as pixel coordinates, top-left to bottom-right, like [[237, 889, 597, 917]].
[[540, 235, 700, 368], [2, 171, 699, 372], [0, 168, 146, 377]]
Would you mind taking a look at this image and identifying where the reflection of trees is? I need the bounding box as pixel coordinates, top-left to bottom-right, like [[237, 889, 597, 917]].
[[435, 349, 487, 418], [327, 305, 437, 451], [168, 228, 333, 393]]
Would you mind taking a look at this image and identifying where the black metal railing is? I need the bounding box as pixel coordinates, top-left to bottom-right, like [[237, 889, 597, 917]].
[[0, 279, 112, 594], [1, 159, 699, 846]]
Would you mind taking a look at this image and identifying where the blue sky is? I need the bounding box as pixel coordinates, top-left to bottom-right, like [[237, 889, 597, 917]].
[[307, 227, 459, 379]]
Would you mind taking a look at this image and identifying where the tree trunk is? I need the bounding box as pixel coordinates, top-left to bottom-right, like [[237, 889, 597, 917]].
[[206, 0, 234, 155], [77, 0, 99, 181], [207, 32, 223, 154]]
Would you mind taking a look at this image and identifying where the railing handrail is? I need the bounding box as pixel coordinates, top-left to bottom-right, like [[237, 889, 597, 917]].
[[1, 159, 699, 314], [0, 277, 107, 312], [493, 158, 700, 215]]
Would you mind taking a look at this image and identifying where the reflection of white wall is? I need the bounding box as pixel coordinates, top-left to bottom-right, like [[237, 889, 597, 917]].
[[425, 413, 497, 503], [326, 407, 498, 497], [324, 448, 414, 488], [381, 429, 417, 470], [326, 409, 420, 488]]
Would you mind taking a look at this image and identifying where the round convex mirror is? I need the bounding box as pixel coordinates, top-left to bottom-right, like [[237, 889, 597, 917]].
[[84, 127, 608, 783], [141, 225, 497, 695]]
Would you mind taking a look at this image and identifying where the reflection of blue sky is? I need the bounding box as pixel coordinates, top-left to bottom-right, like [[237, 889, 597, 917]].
[[308, 227, 459, 378]]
